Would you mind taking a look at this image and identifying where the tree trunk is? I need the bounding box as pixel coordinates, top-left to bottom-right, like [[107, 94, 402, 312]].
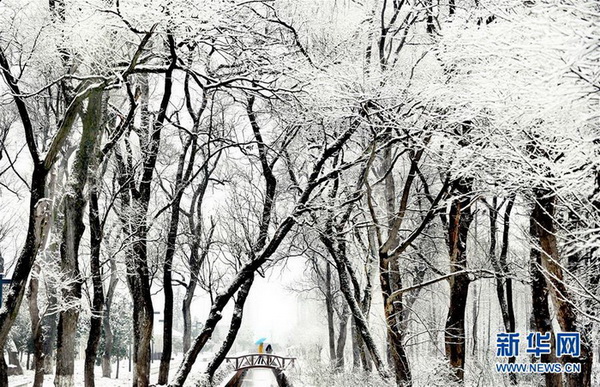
[[325, 263, 336, 365], [529, 213, 562, 387], [0, 166, 49, 386], [377, 141, 420, 386], [0, 45, 90, 385], [101, 253, 118, 378], [471, 284, 478, 357], [358, 228, 377, 372], [181, 278, 195, 355], [351, 322, 361, 369], [335, 304, 349, 370], [181, 214, 211, 355], [500, 197, 517, 384], [488, 196, 517, 384], [7, 340, 23, 376], [322, 237, 389, 379], [127, 246, 154, 387], [115, 34, 175, 386], [444, 178, 473, 383], [0, 54, 49, 387], [55, 89, 103, 387], [206, 276, 254, 380], [84, 178, 105, 387], [43, 298, 58, 375], [28, 264, 45, 387], [159, 136, 195, 385], [532, 190, 592, 387], [379, 249, 411, 386]]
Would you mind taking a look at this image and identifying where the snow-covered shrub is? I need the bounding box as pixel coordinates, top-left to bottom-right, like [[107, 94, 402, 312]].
[[287, 363, 394, 387]]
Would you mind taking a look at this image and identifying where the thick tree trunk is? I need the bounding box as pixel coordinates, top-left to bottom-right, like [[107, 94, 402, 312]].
[[377, 142, 421, 386], [351, 321, 361, 369], [0, 164, 49, 386], [335, 305, 349, 370], [529, 214, 562, 387], [532, 190, 592, 387], [358, 228, 377, 372], [499, 197, 516, 337], [43, 298, 58, 375], [444, 178, 473, 383], [84, 181, 105, 387], [55, 89, 103, 387], [159, 218, 176, 385], [0, 46, 86, 385], [28, 264, 45, 387], [500, 197, 517, 385], [127, 241, 154, 387], [181, 278, 196, 354], [206, 276, 254, 380], [7, 340, 23, 376], [379, 250, 411, 386]]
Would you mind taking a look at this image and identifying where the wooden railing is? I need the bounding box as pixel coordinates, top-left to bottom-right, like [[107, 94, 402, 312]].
[[224, 354, 296, 370]]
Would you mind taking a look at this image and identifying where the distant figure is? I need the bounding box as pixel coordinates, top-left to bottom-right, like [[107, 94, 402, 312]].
[[258, 343, 264, 354], [265, 344, 273, 354]]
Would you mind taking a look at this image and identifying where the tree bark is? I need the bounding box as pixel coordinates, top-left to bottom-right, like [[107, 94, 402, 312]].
[[376, 141, 425, 386], [28, 264, 45, 387], [488, 196, 517, 384], [444, 177, 473, 383], [379, 249, 411, 385], [43, 297, 58, 375], [84, 175, 105, 387], [0, 157, 49, 387], [0, 43, 106, 386], [335, 304, 349, 370], [101, 252, 118, 378], [206, 276, 254, 380], [351, 321, 361, 369], [532, 190, 592, 387], [55, 89, 103, 387], [529, 212, 562, 387], [181, 277, 195, 354], [0, 53, 51, 385], [325, 263, 336, 365]]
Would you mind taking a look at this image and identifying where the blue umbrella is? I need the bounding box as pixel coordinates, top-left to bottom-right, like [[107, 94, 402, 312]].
[[255, 337, 267, 345]]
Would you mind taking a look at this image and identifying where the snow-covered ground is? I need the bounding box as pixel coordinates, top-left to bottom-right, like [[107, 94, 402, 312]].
[[8, 356, 209, 387]]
